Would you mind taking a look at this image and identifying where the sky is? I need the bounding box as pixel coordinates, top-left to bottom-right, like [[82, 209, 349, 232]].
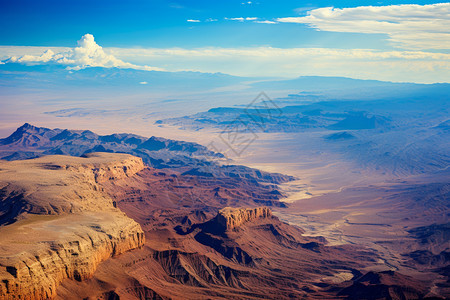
[[0, 0, 449, 83]]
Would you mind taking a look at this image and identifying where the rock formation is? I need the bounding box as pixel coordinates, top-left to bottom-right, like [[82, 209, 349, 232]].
[[0, 153, 145, 299], [214, 207, 272, 231]]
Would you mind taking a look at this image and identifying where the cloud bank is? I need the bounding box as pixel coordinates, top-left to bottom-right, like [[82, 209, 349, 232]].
[[1, 36, 448, 83], [277, 3, 450, 50], [106, 46, 449, 83], [3, 34, 164, 71]]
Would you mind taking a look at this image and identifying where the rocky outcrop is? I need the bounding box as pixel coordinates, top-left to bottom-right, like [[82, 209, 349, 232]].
[[0, 215, 144, 299], [214, 207, 272, 231], [0, 153, 145, 224], [0, 153, 145, 299], [177, 207, 274, 236], [88, 154, 145, 182]]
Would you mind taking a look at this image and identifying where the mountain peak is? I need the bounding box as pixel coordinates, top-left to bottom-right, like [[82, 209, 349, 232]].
[[0, 123, 50, 146], [20, 122, 34, 129], [17, 123, 42, 132]]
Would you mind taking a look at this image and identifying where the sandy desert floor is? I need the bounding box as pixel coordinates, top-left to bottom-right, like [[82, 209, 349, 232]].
[[225, 132, 449, 290]]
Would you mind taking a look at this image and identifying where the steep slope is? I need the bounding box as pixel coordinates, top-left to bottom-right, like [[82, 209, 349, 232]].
[[0, 153, 145, 299]]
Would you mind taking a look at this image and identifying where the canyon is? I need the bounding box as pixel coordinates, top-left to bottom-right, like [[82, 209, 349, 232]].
[[0, 124, 447, 299]]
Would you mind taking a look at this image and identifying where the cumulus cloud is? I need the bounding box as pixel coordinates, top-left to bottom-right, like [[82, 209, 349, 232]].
[[3, 34, 164, 71], [8, 49, 56, 63], [187, 19, 200, 23], [277, 3, 450, 50]]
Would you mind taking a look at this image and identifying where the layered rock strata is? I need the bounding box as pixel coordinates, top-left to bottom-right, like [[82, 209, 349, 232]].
[[0, 153, 145, 299], [214, 207, 273, 231]]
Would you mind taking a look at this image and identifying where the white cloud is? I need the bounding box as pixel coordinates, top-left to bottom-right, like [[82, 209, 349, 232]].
[[139, 81, 148, 85], [254, 20, 277, 24], [225, 17, 259, 22], [8, 49, 55, 63], [225, 17, 245, 22], [0, 46, 70, 60], [187, 19, 200, 23], [206, 18, 218, 22], [2, 34, 164, 71], [277, 3, 450, 50], [294, 6, 316, 14]]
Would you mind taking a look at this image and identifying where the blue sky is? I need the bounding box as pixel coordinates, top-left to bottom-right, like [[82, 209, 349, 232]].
[[0, 0, 449, 82], [0, 0, 444, 48]]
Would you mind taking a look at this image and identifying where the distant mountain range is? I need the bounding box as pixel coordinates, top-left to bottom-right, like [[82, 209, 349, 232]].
[[0, 123, 295, 187], [2, 63, 448, 96], [158, 84, 450, 176], [0, 64, 250, 92]]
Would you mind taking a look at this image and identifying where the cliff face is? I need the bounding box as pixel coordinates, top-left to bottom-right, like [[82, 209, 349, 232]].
[[214, 207, 272, 231], [0, 153, 145, 299], [88, 154, 145, 182], [0, 152, 145, 224], [0, 215, 144, 299]]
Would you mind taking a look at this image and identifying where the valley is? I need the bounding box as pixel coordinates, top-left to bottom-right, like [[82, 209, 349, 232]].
[[0, 121, 448, 298]]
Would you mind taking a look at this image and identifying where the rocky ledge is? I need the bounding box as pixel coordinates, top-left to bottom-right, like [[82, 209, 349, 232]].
[[214, 207, 273, 231], [0, 153, 145, 299]]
